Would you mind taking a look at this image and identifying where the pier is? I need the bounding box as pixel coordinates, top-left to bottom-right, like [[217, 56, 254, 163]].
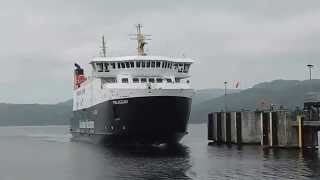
[[208, 110, 320, 148], [208, 92, 320, 149]]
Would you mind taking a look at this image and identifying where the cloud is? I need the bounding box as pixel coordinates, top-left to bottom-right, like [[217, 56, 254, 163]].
[[0, 0, 320, 103]]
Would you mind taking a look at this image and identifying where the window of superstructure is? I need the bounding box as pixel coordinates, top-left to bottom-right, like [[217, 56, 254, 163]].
[[146, 61, 150, 68], [184, 64, 190, 73], [136, 61, 141, 68], [121, 62, 125, 68], [133, 78, 139, 83], [130, 62, 134, 68], [148, 78, 155, 83], [166, 78, 172, 83], [173, 63, 178, 70], [177, 64, 183, 72], [111, 63, 116, 69], [156, 61, 160, 68], [104, 63, 109, 72], [151, 61, 155, 68], [97, 63, 103, 72], [141, 78, 147, 83], [156, 78, 163, 83], [102, 77, 117, 83], [121, 78, 129, 83], [175, 78, 181, 83], [125, 62, 130, 68]]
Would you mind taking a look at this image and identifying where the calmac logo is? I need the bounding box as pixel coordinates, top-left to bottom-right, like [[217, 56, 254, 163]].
[[112, 100, 128, 105]]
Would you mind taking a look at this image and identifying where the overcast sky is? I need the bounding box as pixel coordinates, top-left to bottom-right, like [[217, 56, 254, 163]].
[[1, 0, 320, 104]]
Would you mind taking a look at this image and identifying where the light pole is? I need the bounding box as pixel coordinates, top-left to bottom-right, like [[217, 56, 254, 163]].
[[224, 81, 227, 112], [224, 81, 227, 96], [307, 64, 314, 80]]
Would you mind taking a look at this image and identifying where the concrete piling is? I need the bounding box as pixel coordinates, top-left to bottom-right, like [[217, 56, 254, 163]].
[[208, 110, 320, 149], [208, 113, 214, 141]]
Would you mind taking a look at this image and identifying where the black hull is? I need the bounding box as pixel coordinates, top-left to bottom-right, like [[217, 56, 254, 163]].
[[71, 96, 192, 144]]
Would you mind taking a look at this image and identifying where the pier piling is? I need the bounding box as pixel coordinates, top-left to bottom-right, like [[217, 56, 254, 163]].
[[208, 110, 319, 149]]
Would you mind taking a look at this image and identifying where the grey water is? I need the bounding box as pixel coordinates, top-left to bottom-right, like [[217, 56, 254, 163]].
[[0, 124, 319, 180]]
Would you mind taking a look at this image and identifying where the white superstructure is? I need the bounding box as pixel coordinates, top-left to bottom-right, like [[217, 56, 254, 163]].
[[73, 24, 194, 111]]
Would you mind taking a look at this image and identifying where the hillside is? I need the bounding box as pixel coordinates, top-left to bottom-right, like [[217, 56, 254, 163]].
[[192, 88, 240, 105], [0, 79, 319, 126], [0, 88, 231, 126], [0, 102, 72, 126], [190, 79, 320, 123]]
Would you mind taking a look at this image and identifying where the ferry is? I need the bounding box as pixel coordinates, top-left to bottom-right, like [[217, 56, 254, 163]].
[[71, 24, 195, 144]]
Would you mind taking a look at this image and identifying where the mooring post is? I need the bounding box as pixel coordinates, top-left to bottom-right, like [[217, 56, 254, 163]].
[[269, 111, 273, 147], [208, 113, 214, 141], [260, 112, 264, 146], [297, 115, 303, 148]]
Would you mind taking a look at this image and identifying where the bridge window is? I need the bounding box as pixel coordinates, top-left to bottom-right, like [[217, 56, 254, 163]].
[[125, 62, 130, 68], [184, 64, 190, 73], [136, 61, 141, 68], [117, 62, 121, 69], [156, 61, 161, 68], [121, 78, 128, 83], [141, 78, 147, 83], [111, 63, 116, 69], [146, 61, 150, 68], [173, 63, 178, 70], [96, 63, 103, 72], [178, 63, 184, 72], [166, 78, 172, 83], [148, 78, 155, 83], [156, 78, 163, 83], [130, 62, 134, 68], [104, 63, 109, 72], [151, 61, 155, 68], [142, 61, 146, 68], [121, 62, 125, 68], [133, 78, 139, 83]]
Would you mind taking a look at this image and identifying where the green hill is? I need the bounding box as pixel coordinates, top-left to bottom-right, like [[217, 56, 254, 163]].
[[0, 102, 72, 126], [190, 79, 320, 123], [0, 88, 233, 126], [0, 79, 319, 126]]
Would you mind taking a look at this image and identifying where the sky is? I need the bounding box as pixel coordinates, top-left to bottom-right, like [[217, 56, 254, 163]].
[[1, 0, 320, 104]]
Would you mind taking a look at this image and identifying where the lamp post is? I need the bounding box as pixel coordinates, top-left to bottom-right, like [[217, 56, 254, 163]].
[[224, 81, 227, 96], [307, 64, 314, 80]]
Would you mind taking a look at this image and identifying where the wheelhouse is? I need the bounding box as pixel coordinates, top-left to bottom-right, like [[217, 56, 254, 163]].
[[89, 56, 193, 86]]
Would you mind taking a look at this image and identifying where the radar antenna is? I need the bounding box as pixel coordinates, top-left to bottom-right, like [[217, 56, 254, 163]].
[[129, 24, 151, 56], [101, 35, 107, 57]]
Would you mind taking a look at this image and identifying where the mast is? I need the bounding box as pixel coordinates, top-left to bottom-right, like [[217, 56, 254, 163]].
[[101, 35, 107, 57], [130, 24, 151, 56]]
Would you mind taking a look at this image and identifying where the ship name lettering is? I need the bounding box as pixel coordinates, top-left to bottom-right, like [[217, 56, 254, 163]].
[[112, 100, 128, 104]]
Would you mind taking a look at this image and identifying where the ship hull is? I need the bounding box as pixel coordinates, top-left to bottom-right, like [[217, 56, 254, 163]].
[[71, 96, 192, 145]]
